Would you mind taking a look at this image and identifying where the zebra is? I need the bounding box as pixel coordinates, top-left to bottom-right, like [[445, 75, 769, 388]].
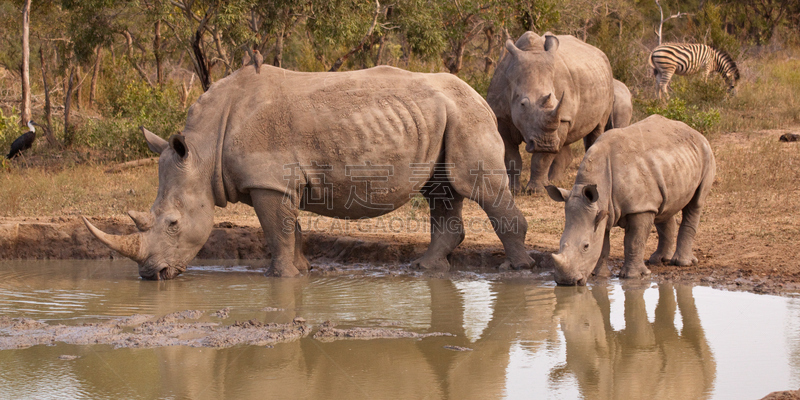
[[648, 43, 740, 100]]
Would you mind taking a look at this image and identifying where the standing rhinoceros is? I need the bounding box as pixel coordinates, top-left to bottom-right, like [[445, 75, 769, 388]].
[[545, 115, 715, 285], [486, 31, 614, 194], [606, 79, 633, 131], [83, 64, 535, 279]]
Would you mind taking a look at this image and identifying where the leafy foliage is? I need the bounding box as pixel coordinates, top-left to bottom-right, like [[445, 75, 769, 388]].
[[642, 98, 721, 134], [0, 0, 798, 165]]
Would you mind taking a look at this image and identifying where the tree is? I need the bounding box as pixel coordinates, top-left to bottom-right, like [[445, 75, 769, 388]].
[[19, 0, 31, 125]]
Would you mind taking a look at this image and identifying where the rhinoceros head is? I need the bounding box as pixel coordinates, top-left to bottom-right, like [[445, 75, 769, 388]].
[[546, 184, 609, 285], [84, 128, 215, 280], [504, 35, 569, 154]]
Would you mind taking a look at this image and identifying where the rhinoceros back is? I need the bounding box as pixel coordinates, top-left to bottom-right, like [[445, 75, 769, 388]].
[[181, 65, 502, 218], [577, 114, 715, 220]]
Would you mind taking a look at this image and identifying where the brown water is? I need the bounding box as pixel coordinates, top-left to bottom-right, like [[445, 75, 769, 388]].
[[0, 260, 798, 399]]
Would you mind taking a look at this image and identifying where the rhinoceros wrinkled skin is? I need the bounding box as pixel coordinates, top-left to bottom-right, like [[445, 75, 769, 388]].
[[546, 115, 716, 285], [605, 79, 633, 131], [486, 31, 614, 194], [83, 64, 535, 280]]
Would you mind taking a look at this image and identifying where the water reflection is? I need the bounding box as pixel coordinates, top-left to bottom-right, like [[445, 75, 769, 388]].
[[554, 283, 715, 399], [0, 261, 796, 399]]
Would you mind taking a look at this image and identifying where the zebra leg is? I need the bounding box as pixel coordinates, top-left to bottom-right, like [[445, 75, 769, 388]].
[[658, 69, 674, 101]]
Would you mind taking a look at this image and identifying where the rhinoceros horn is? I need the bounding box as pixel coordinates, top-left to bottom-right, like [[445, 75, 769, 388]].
[[544, 92, 566, 127], [128, 210, 154, 231], [82, 216, 145, 262], [551, 252, 567, 271]]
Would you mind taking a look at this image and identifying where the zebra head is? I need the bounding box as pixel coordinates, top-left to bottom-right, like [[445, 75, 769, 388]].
[[715, 49, 740, 94]]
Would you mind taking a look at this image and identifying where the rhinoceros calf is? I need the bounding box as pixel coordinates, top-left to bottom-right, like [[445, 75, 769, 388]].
[[546, 115, 715, 285], [605, 79, 633, 131], [83, 64, 534, 279], [487, 31, 614, 194]]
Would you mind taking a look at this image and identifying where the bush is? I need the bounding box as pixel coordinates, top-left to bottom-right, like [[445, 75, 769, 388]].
[[641, 97, 721, 134], [73, 75, 188, 161], [0, 106, 20, 155]]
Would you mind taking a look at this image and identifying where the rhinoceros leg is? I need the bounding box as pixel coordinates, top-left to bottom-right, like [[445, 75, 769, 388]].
[[251, 189, 308, 277], [592, 229, 611, 277], [504, 139, 523, 195], [672, 196, 704, 267], [621, 212, 653, 279], [582, 124, 604, 150], [547, 146, 573, 184], [649, 215, 677, 265], [460, 175, 533, 270], [525, 152, 557, 195], [411, 184, 465, 272]]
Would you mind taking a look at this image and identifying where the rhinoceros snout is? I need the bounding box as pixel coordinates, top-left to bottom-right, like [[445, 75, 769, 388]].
[[551, 253, 587, 286], [138, 264, 186, 280]]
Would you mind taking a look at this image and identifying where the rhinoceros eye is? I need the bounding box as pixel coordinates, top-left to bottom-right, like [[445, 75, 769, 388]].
[[166, 216, 179, 234]]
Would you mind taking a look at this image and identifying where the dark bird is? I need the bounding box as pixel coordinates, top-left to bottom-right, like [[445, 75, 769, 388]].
[[6, 120, 37, 159]]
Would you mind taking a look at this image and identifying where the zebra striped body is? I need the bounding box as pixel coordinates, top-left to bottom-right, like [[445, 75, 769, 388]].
[[649, 43, 739, 100]]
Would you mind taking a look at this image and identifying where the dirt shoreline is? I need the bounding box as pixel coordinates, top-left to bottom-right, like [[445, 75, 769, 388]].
[[2, 215, 798, 296]]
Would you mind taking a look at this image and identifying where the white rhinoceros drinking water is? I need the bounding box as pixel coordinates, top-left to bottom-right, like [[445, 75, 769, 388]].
[[486, 31, 614, 194], [83, 64, 535, 279], [546, 115, 716, 285]]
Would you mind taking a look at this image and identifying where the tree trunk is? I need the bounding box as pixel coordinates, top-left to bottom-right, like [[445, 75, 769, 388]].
[[154, 19, 163, 88], [191, 30, 211, 91], [19, 0, 32, 125], [446, 41, 466, 74], [483, 27, 494, 74], [39, 47, 58, 148], [374, 35, 386, 65], [89, 46, 102, 107], [273, 27, 285, 68], [123, 30, 155, 88], [75, 66, 83, 111], [64, 67, 76, 146]]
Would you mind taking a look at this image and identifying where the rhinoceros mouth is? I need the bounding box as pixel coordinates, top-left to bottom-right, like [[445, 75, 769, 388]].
[[140, 264, 187, 280]]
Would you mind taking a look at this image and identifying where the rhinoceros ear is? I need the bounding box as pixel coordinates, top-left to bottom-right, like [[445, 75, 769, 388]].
[[169, 134, 188, 160], [141, 127, 168, 154], [544, 35, 559, 53], [505, 39, 523, 57], [546, 185, 570, 202], [582, 185, 599, 203]]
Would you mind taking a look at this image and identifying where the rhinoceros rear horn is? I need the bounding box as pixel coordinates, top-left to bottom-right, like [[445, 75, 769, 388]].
[[82, 217, 145, 262], [142, 127, 168, 155], [128, 210, 154, 231]]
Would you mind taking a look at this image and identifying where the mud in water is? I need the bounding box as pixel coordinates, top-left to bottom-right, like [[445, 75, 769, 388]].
[[0, 312, 314, 349]]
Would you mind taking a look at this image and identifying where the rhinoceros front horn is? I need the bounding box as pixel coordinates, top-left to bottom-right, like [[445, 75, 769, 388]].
[[546, 92, 566, 126], [82, 216, 145, 262]]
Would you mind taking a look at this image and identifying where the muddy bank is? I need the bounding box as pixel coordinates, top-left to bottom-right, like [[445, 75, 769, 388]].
[[0, 216, 548, 270], [1, 216, 799, 295], [0, 311, 456, 350]]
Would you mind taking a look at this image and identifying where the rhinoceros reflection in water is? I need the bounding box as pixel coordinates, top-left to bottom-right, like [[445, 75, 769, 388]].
[[19, 277, 716, 398], [553, 283, 716, 400]]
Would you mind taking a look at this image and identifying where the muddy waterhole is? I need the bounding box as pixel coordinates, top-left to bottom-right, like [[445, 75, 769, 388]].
[[0, 260, 798, 399]]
